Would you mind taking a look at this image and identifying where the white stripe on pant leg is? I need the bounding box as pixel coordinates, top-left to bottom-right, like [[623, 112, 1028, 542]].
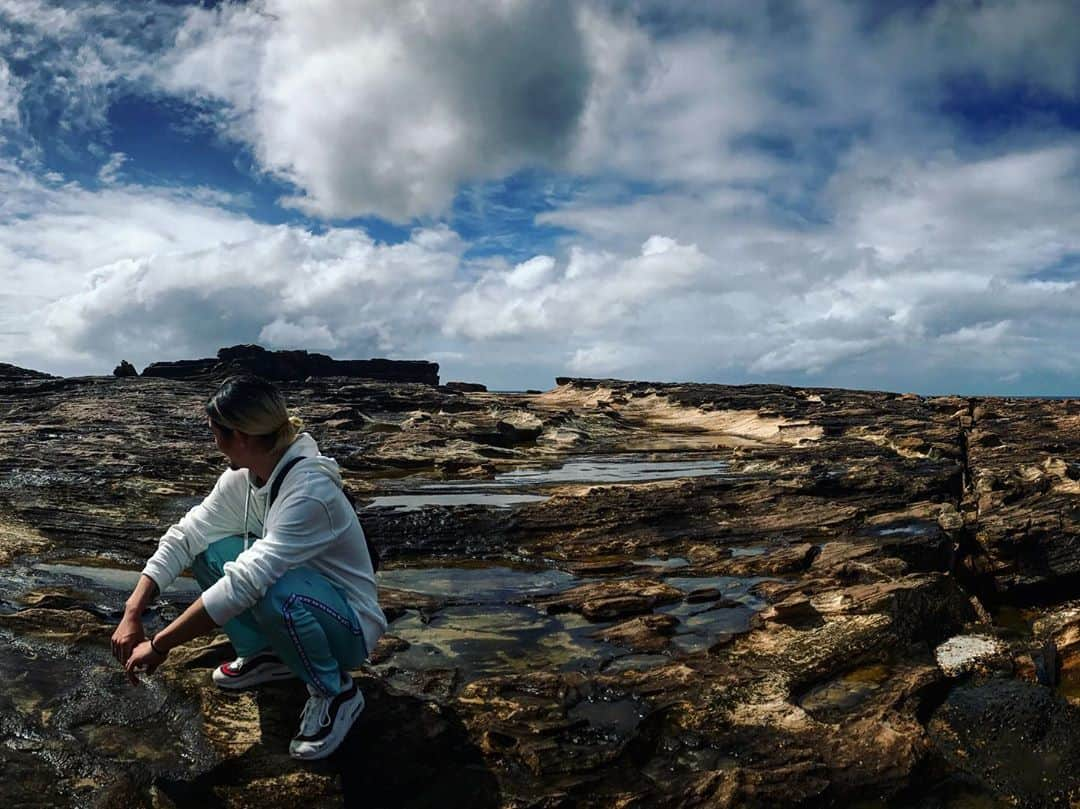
[[282, 593, 366, 697]]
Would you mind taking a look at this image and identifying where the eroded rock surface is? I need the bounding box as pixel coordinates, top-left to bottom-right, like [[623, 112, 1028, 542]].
[[0, 373, 1078, 807]]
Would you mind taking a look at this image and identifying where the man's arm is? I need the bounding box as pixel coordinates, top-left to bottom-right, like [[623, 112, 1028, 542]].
[[111, 573, 160, 665], [126, 573, 160, 615], [123, 596, 218, 685]]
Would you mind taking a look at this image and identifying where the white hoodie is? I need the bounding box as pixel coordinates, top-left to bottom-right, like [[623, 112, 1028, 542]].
[[141, 433, 386, 655]]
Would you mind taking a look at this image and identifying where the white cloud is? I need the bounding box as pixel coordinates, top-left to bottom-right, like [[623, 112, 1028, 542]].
[[39, 222, 465, 369], [0, 58, 20, 126], [567, 341, 651, 376], [258, 317, 339, 351], [444, 236, 712, 340], [97, 150, 125, 184], [161, 0, 592, 221]]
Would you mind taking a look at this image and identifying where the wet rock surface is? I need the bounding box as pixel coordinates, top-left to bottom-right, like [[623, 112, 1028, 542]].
[[0, 373, 1078, 806]]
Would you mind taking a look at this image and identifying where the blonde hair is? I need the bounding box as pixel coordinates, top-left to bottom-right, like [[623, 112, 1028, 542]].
[[206, 375, 304, 454]]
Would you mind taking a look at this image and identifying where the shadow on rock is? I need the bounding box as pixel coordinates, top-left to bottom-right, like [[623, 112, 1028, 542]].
[[156, 674, 500, 809], [927, 678, 1080, 807], [335, 678, 501, 809]]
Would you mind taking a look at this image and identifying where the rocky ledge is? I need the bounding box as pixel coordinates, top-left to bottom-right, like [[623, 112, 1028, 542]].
[[140, 344, 440, 386], [0, 370, 1078, 808]]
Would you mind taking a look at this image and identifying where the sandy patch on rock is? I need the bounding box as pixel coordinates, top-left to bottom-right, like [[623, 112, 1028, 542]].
[[0, 516, 51, 566], [537, 385, 823, 446]]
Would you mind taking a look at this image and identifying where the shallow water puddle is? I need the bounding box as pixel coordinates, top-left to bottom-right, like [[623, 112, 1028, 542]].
[[364, 492, 549, 511], [657, 574, 771, 653], [799, 663, 891, 715], [364, 454, 731, 511], [31, 563, 202, 597], [868, 521, 940, 538], [0, 629, 216, 806], [633, 557, 691, 570], [374, 563, 622, 683], [487, 456, 730, 485], [730, 546, 768, 558], [600, 653, 670, 673], [378, 565, 579, 604], [661, 575, 771, 609], [567, 697, 644, 741], [378, 605, 617, 680], [990, 605, 1037, 639]]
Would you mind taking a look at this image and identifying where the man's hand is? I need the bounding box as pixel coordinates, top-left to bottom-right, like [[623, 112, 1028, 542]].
[[124, 640, 167, 686], [111, 614, 145, 666]]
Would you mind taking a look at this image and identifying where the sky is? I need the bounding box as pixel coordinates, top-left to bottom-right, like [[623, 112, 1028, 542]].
[[1, 0, 1079, 394]]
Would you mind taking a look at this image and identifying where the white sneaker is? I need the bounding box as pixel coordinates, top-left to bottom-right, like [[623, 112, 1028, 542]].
[[289, 676, 365, 761], [212, 652, 296, 690]]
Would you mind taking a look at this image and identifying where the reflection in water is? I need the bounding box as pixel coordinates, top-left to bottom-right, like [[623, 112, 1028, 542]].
[[364, 455, 730, 511], [365, 492, 549, 511], [488, 456, 730, 485], [661, 575, 770, 609], [378, 565, 579, 603], [378, 605, 616, 680], [31, 563, 202, 596], [799, 664, 890, 714], [633, 557, 691, 570]]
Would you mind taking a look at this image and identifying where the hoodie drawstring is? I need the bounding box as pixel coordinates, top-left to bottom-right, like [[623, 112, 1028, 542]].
[[242, 482, 251, 552]]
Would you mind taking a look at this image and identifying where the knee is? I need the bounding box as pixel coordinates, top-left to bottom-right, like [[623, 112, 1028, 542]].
[[198, 535, 246, 573], [253, 576, 296, 622]]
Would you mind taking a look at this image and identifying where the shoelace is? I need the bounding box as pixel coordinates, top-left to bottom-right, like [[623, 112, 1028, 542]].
[[298, 693, 333, 736]]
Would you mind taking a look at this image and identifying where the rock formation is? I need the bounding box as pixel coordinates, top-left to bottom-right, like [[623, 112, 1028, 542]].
[[444, 381, 487, 393], [112, 359, 138, 377], [0, 361, 54, 379], [0, 371, 1078, 807], [141, 343, 440, 386]]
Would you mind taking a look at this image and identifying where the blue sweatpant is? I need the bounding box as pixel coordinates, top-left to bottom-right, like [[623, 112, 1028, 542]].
[[191, 535, 368, 697]]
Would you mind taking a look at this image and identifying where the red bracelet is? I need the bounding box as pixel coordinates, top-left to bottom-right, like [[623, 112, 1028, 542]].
[[149, 636, 168, 656]]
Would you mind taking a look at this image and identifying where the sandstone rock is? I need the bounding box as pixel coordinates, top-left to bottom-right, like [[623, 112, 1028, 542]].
[[444, 381, 487, 393], [540, 579, 684, 620], [591, 613, 678, 653], [763, 594, 822, 627], [495, 411, 544, 443]]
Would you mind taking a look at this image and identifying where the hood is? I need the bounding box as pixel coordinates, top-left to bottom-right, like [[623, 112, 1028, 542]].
[[250, 432, 343, 494]]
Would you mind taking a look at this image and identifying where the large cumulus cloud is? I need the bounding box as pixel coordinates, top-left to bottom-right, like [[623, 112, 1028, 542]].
[[162, 0, 592, 221], [2, 0, 1080, 393]]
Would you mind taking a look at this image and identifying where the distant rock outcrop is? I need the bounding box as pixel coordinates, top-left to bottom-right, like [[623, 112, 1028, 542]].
[[112, 360, 137, 378], [141, 344, 439, 386], [0, 362, 55, 380], [445, 381, 487, 393]]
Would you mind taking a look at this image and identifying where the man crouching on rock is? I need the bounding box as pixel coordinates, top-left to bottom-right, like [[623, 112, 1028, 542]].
[[111, 374, 386, 760]]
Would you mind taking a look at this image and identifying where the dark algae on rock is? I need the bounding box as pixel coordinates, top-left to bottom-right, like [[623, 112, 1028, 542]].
[[1, 368, 1079, 807]]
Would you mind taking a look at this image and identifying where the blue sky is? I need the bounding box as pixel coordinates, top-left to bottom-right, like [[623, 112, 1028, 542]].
[[0, 0, 1079, 394]]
